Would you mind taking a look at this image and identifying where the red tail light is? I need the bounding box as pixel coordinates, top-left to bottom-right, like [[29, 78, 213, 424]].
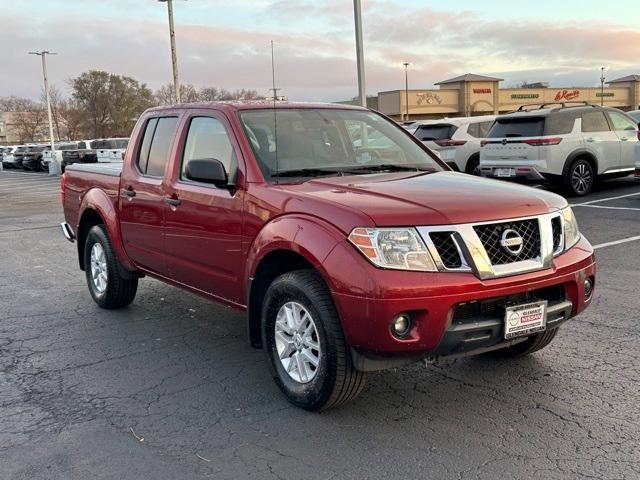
[[635, 167, 640, 178], [60, 172, 66, 206], [480, 140, 490, 147], [522, 137, 562, 146], [637, 130, 640, 141], [434, 139, 467, 147]]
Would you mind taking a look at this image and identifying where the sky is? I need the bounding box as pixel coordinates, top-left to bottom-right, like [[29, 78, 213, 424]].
[[2, 0, 640, 102]]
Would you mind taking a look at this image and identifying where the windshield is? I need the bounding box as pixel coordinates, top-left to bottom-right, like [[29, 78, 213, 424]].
[[239, 108, 441, 182], [413, 124, 456, 141]]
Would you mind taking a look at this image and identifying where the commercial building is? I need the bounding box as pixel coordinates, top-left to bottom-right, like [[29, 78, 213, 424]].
[[378, 73, 640, 121]]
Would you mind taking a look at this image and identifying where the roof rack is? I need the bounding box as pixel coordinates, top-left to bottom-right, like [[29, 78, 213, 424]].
[[514, 101, 596, 113]]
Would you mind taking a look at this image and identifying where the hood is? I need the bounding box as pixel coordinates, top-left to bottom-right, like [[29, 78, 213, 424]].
[[279, 171, 567, 227]]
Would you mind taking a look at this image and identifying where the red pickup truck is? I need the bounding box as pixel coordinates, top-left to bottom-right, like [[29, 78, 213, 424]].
[[61, 102, 596, 410]]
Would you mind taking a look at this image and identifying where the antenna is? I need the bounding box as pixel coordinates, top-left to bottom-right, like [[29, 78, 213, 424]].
[[270, 40, 279, 183]]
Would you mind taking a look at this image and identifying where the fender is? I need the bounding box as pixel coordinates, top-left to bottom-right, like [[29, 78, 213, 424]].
[[245, 214, 348, 296], [563, 149, 599, 175], [78, 188, 137, 272]]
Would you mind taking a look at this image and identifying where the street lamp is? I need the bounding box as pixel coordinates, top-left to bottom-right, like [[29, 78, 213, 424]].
[[599, 66, 608, 106], [403, 62, 411, 122], [353, 0, 366, 108], [158, 0, 182, 104], [29, 50, 58, 174]]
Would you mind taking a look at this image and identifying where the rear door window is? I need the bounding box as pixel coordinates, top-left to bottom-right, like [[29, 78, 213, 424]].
[[581, 112, 610, 133], [487, 118, 545, 138], [146, 117, 179, 177], [414, 124, 456, 141]]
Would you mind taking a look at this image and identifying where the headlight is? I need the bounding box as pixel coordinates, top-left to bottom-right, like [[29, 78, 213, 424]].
[[348, 227, 437, 272], [562, 207, 580, 250]]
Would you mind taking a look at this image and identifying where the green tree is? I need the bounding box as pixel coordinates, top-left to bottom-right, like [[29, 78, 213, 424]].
[[70, 70, 154, 138]]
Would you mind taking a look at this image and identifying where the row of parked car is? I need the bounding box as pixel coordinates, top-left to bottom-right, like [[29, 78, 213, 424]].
[[405, 104, 640, 196], [1, 138, 129, 172]]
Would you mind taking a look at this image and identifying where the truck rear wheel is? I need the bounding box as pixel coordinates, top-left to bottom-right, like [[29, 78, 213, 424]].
[[487, 328, 559, 358], [84, 225, 138, 309], [261, 270, 366, 411]]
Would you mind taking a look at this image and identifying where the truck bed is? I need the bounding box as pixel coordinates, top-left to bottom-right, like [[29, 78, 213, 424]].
[[63, 163, 123, 232]]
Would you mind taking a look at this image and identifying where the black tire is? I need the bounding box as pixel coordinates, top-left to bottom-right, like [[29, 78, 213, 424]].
[[563, 158, 595, 196], [465, 155, 480, 176], [261, 270, 366, 411], [486, 328, 559, 358], [84, 224, 138, 309]]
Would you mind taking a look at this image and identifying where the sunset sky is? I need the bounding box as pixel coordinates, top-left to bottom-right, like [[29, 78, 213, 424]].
[[3, 0, 640, 101]]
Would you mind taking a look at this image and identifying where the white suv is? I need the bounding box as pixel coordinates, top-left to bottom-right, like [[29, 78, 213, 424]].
[[407, 115, 495, 175], [480, 104, 639, 196]]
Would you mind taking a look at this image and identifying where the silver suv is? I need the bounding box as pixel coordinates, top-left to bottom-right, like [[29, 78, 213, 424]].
[[480, 103, 640, 196]]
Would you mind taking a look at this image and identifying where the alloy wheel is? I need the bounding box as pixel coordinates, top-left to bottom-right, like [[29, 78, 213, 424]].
[[274, 301, 321, 384], [571, 162, 593, 195], [90, 243, 108, 294]]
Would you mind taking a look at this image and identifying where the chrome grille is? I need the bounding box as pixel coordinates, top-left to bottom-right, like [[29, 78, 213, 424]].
[[473, 219, 540, 265], [429, 232, 462, 269], [551, 216, 562, 253]]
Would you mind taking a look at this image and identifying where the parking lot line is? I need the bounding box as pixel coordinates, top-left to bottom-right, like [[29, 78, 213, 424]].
[[593, 235, 640, 250], [571, 191, 640, 206], [574, 205, 640, 212]]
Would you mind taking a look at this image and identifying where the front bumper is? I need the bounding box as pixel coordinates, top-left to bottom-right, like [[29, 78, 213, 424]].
[[323, 236, 595, 365]]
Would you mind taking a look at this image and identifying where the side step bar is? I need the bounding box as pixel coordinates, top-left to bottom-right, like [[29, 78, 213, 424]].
[[60, 222, 75, 243]]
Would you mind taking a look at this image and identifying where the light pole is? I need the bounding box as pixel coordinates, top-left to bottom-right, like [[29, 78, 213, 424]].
[[29, 50, 58, 174], [353, 0, 366, 108], [403, 62, 411, 122], [158, 0, 181, 104], [599, 66, 608, 106]]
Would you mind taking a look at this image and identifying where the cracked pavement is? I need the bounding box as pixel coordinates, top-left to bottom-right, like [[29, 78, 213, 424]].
[[0, 170, 639, 479]]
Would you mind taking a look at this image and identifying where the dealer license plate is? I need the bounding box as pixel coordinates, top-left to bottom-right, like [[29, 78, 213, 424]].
[[504, 301, 547, 339], [495, 168, 515, 177]]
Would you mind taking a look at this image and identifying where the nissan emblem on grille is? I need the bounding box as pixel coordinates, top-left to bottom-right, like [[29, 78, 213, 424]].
[[500, 229, 524, 256]]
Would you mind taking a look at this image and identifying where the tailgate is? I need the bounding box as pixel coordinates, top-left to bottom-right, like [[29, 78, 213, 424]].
[[482, 140, 540, 162]]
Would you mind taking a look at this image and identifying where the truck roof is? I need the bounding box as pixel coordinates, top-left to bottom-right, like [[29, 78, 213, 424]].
[[144, 101, 368, 115]]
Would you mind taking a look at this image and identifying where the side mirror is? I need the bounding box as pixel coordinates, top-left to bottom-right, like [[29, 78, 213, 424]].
[[185, 158, 228, 186]]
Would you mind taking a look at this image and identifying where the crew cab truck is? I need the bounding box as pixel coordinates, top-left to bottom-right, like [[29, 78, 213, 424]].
[[61, 102, 596, 411]]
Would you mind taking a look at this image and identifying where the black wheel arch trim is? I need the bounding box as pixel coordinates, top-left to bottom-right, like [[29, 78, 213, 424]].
[[563, 149, 598, 177]]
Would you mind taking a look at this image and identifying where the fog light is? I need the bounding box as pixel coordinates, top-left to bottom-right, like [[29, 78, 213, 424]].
[[391, 313, 412, 338], [584, 278, 594, 300]]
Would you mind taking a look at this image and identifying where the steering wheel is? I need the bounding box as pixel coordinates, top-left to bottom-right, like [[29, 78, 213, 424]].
[[354, 147, 383, 164]]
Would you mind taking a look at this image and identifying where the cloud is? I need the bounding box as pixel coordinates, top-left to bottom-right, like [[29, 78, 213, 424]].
[[1, 0, 639, 103]]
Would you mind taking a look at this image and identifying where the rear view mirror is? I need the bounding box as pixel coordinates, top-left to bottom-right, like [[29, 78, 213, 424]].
[[185, 158, 228, 186]]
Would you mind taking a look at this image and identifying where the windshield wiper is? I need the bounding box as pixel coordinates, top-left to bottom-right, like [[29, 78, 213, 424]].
[[342, 164, 433, 174], [271, 168, 344, 178]]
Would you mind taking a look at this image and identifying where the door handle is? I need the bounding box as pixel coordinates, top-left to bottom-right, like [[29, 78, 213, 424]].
[[122, 188, 136, 198], [620, 137, 629, 141], [164, 196, 181, 207], [585, 138, 595, 143]]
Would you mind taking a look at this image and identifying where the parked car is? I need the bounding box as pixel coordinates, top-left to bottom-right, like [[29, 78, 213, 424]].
[[43, 142, 85, 171], [22, 145, 49, 171], [627, 110, 640, 123], [61, 102, 595, 411], [11, 145, 32, 169], [96, 138, 129, 163], [408, 115, 496, 174], [480, 103, 639, 195], [2, 145, 21, 168], [61, 140, 100, 171]]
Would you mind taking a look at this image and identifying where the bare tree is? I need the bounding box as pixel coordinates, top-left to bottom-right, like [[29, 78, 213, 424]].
[[11, 99, 47, 142]]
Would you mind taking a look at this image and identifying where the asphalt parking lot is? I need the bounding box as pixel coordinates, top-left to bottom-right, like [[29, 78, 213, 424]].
[[1, 170, 639, 480]]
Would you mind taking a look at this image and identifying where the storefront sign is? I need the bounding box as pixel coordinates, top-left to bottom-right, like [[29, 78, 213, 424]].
[[596, 92, 615, 97], [416, 92, 443, 105], [555, 89, 580, 101], [473, 88, 491, 94], [510, 93, 540, 100]]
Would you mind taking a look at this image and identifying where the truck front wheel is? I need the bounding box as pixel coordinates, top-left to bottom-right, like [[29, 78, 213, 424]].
[[84, 225, 138, 309], [261, 270, 366, 411]]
